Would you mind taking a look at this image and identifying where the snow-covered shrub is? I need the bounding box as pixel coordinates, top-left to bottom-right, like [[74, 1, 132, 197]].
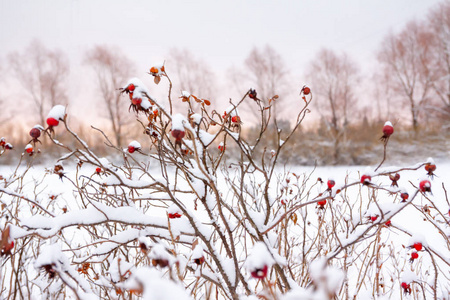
[[0, 64, 449, 300]]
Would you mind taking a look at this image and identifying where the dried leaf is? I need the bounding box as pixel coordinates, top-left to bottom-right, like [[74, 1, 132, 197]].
[[1, 226, 10, 246], [116, 288, 124, 295], [154, 76, 161, 85], [290, 213, 298, 225], [0, 226, 13, 256], [130, 288, 143, 295], [203, 99, 211, 106], [192, 239, 199, 249]]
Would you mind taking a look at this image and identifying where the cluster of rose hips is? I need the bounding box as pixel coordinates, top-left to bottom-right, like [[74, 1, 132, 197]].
[[248, 88, 257, 100], [23, 114, 60, 156], [149, 65, 165, 84], [0, 137, 13, 151], [400, 242, 424, 293], [401, 281, 412, 294], [122, 83, 143, 113], [376, 122, 433, 294], [316, 179, 335, 209], [24, 125, 46, 156], [218, 142, 225, 152], [361, 123, 435, 199], [168, 212, 182, 219], [230, 115, 241, 131], [121, 82, 155, 115], [221, 111, 241, 132], [425, 160, 436, 178]]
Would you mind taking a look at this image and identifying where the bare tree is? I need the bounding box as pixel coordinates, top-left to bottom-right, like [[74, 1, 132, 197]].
[[377, 21, 435, 132], [305, 48, 360, 162], [428, 0, 450, 121], [229, 45, 290, 119], [84, 45, 135, 147], [0, 59, 5, 124], [245, 46, 288, 102], [8, 40, 69, 126], [168, 48, 217, 101]]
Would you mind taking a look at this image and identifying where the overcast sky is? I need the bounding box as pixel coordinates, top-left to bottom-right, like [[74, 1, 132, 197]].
[[0, 0, 442, 73], [0, 0, 443, 126]]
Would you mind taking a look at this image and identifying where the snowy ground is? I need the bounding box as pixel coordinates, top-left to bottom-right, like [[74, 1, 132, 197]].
[[0, 157, 449, 299]]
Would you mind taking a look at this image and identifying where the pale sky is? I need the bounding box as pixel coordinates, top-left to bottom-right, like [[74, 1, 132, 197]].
[[0, 0, 441, 72], [0, 0, 443, 125]]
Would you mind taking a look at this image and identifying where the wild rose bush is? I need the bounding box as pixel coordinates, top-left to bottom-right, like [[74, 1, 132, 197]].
[[0, 64, 449, 300]]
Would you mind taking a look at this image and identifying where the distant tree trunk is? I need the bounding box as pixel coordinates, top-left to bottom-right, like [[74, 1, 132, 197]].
[[168, 48, 217, 101], [428, 1, 450, 124], [305, 48, 360, 164], [377, 21, 434, 133], [84, 45, 135, 147], [8, 40, 69, 126], [228, 45, 289, 120]]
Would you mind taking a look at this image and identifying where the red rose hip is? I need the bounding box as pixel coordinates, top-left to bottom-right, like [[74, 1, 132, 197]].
[[380, 121, 394, 142], [131, 97, 142, 106], [29, 128, 41, 139], [317, 199, 327, 207], [250, 265, 268, 279], [47, 117, 59, 127], [171, 129, 185, 141], [413, 242, 422, 251], [327, 179, 335, 190], [168, 212, 182, 219], [400, 192, 409, 202], [419, 179, 431, 193], [303, 86, 311, 95], [361, 175, 371, 185]]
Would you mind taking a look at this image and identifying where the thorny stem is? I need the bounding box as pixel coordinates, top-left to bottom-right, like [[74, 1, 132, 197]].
[[165, 73, 173, 115], [375, 138, 389, 172]]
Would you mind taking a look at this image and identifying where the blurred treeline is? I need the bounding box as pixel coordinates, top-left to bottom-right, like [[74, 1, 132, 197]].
[[0, 1, 449, 165]]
